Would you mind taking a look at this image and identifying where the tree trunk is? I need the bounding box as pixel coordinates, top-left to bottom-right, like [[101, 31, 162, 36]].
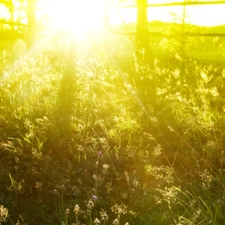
[[136, 0, 150, 61], [27, 0, 36, 49]]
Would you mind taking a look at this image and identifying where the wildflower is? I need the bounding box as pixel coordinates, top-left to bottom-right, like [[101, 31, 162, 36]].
[[77, 145, 84, 152], [111, 203, 128, 215], [98, 151, 103, 158], [153, 144, 162, 157], [105, 182, 113, 193], [0, 205, 9, 222], [94, 218, 101, 225], [125, 223, 129, 225], [103, 164, 109, 169], [65, 208, 70, 215], [92, 195, 98, 201], [113, 218, 119, 225], [158, 186, 179, 209], [73, 204, 80, 214], [100, 209, 108, 221], [103, 164, 109, 174], [132, 180, 140, 189], [201, 169, 213, 190], [87, 200, 94, 209]]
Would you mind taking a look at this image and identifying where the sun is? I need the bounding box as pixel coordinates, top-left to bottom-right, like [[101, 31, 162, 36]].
[[41, 0, 225, 40], [46, 0, 105, 34]]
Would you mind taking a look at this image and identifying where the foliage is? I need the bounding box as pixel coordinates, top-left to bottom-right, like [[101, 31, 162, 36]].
[[0, 22, 225, 225]]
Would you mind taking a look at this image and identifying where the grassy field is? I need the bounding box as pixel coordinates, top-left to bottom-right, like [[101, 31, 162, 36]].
[[0, 22, 225, 225]]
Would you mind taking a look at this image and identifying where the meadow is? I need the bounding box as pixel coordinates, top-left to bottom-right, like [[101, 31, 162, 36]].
[[0, 21, 225, 225]]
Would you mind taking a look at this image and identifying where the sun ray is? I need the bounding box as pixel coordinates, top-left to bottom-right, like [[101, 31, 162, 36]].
[[39, 0, 225, 41]]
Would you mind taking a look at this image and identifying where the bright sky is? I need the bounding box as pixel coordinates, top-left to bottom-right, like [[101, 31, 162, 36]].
[[45, 0, 225, 31], [110, 0, 225, 26], [1, 0, 225, 32]]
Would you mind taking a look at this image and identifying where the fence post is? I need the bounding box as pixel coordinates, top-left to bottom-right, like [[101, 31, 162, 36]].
[[136, 0, 150, 62]]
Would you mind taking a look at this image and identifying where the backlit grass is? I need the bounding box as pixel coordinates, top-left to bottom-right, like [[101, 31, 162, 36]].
[[0, 22, 225, 225]]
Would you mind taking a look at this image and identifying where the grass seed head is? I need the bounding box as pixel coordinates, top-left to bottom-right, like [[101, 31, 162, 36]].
[[0, 205, 9, 222]]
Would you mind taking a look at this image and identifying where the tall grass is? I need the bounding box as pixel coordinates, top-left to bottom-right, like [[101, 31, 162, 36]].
[[0, 23, 225, 225]]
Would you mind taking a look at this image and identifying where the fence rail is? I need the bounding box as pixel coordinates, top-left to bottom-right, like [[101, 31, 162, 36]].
[[113, 1, 225, 8], [0, 19, 26, 27], [111, 0, 225, 38], [1, 1, 225, 40], [111, 31, 225, 37]]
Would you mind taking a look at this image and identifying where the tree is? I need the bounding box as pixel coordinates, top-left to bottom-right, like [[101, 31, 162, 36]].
[[136, 0, 150, 61], [0, 0, 12, 7], [0, 0, 14, 26]]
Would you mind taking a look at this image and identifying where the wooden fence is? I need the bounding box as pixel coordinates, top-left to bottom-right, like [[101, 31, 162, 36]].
[[110, 0, 225, 37], [116, 1, 225, 8], [1, 1, 225, 41]]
